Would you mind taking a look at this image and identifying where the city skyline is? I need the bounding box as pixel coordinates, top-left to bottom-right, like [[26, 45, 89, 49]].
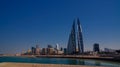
[[0, 0, 120, 54]]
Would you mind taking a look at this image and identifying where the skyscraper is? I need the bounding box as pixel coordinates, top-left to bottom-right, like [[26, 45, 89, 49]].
[[35, 45, 40, 55], [56, 43, 59, 50], [67, 21, 76, 54], [93, 43, 100, 52], [77, 18, 84, 54], [67, 18, 84, 55], [31, 47, 36, 55]]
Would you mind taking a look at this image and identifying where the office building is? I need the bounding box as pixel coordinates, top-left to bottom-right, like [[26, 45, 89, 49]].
[[48, 45, 53, 48], [64, 48, 67, 55], [77, 18, 84, 54], [35, 45, 40, 55], [31, 47, 36, 55], [42, 48, 47, 55], [67, 18, 84, 55], [47, 48, 54, 55], [93, 43, 100, 52], [55, 43, 59, 50], [67, 21, 76, 54]]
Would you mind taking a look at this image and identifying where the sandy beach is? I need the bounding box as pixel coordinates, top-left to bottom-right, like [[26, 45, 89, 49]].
[[0, 62, 109, 67]]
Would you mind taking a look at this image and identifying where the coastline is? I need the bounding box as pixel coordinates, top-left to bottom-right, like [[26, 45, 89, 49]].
[[0, 62, 108, 67], [0, 55, 120, 67], [1, 55, 120, 62], [35, 55, 120, 62]]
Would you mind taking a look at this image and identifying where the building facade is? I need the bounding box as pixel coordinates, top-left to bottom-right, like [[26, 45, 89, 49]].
[[67, 18, 84, 55], [93, 43, 100, 52], [56, 44, 59, 50], [31, 47, 36, 55], [77, 19, 84, 54], [35, 45, 40, 55], [67, 21, 76, 54]]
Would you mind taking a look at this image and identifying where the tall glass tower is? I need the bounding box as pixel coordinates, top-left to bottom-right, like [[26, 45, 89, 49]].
[[67, 18, 84, 55], [77, 18, 84, 54], [67, 21, 76, 54]]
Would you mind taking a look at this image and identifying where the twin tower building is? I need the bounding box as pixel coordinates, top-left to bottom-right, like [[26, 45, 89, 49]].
[[67, 18, 84, 55]]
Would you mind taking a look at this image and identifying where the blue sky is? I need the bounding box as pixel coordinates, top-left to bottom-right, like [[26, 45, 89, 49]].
[[0, 0, 120, 54]]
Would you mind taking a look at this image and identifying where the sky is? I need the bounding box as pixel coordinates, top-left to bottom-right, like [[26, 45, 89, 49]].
[[0, 0, 120, 54]]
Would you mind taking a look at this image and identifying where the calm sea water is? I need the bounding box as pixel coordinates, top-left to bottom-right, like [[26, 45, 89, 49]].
[[0, 56, 120, 67]]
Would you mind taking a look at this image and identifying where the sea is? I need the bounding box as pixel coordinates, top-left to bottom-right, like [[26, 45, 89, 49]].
[[0, 56, 120, 67]]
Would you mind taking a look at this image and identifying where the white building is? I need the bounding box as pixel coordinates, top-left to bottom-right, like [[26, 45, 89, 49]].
[[56, 43, 59, 50]]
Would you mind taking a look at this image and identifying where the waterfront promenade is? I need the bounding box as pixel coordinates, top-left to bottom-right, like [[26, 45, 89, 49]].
[[0, 62, 108, 67]]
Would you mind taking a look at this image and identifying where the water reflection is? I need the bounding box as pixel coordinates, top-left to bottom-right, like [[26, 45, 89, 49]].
[[95, 61, 101, 66], [67, 59, 85, 65], [78, 60, 85, 65], [67, 59, 77, 65]]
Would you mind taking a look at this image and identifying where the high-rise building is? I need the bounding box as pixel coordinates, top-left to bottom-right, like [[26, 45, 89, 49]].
[[48, 45, 53, 48], [31, 47, 36, 55], [47, 48, 54, 55], [35, 45, 40, 55], [93, 43, 100, 52], [27, 49, 31, 54], [67, 18, 84, 55], [77, 18, 84, 54], [42, 48, 47, 55], [60, 47, 64, 51], [67, 21, 76, 54], [56, 43, 59, 50], [64, 48, 67, 55]]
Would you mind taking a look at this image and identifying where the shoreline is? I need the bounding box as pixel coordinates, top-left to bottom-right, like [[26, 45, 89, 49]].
[[27, 55, 120, 62], [0, 62, 108, 67], [1, 55, 120, 63]]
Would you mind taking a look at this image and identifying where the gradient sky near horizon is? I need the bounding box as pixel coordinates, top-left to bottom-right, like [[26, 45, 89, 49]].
[[0, 0, 120, 54]]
